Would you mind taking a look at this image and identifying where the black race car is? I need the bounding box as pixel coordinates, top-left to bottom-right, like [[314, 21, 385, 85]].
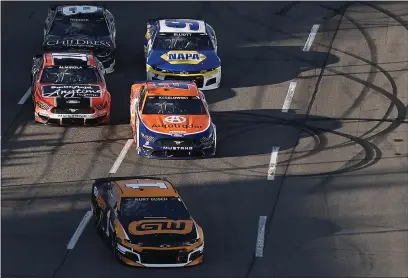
[[42, 5, 116, 73]]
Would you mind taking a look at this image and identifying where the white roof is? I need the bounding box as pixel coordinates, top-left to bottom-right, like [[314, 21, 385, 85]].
[[158, 19, 206, 34]]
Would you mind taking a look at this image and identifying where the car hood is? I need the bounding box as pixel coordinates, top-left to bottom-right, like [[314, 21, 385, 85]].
[[43, 34, 113, 50], [147, 49, 220, 72], [140, 114, 210, 135], [40, 84, 103, 99], [122, 219, 198, 247]]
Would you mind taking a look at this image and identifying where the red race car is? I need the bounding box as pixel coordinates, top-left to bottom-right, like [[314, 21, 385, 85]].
[[30, 52, 111, 125]]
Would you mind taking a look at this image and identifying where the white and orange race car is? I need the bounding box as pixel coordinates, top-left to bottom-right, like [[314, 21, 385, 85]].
[[130, 80, 216, 159], [30, 52, 111, 125]]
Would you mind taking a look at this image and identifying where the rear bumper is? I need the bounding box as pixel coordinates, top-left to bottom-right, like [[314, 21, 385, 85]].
[[138, 143, 216, 159]]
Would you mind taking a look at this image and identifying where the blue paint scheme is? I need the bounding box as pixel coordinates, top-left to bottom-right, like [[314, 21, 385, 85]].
[[163, 19, 200, 31], [147, 50, 220, 72], [137, 120, 216, 159]]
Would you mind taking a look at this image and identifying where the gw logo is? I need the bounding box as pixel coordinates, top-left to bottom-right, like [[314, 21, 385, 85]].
[[161, 51, 206, 65], [128, 219, 194, 235]]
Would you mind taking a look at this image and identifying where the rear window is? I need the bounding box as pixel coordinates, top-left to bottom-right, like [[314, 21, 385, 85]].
[[142, 96, 207, 115], [49, 14, 110, 37], [40, 66, 100, 84], [120, 197, 191, 220]]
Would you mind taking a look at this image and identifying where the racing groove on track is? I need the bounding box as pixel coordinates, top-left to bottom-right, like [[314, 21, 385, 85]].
[[2, 2, 408, 278]]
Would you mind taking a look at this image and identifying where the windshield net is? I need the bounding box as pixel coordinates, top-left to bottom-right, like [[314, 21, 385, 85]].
[[49, 15, 110, 37], [40, 66, 100, 84], [121, 197, 190, 220], [153, 33, 214, 51], [142, 96, 207, 115]]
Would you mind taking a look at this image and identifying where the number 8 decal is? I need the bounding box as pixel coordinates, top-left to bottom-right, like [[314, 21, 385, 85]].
[[164, 19, 200, 31]]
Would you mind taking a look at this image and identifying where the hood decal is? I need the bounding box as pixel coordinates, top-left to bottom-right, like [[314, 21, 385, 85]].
[[42, 85, 102, 98], [128, 219, 194, 236], [141, 114, 210, 135], [160, 50, 207, 65], [44, 39, 112, 48]]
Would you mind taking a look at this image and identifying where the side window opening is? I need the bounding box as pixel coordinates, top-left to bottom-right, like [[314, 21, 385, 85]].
[[139, 86, 146, 110]]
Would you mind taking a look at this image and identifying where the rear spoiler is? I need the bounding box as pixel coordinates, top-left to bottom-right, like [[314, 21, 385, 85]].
[[94, 175, 170, 184], [146, 18, 204, 25], [132, 80, 195, 86], [49, 3, 107, 10]]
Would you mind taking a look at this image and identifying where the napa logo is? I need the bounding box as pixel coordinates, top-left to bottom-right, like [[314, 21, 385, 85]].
[[160, 50, 206, 65]]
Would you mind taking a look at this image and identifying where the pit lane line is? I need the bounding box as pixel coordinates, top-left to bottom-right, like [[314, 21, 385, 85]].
[[18, 87, 31, 104], [65, 139, 134, 250]]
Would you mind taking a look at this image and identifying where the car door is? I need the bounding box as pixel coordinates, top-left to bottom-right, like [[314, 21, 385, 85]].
[[104, 9, 116, 43], [31, 55, 44, 99], [43, 8, 56, 36], [145, 22, 158, 58], [206, 23, 218, 53], [132, 85, 147, 145], [105, 183, 120, 237]]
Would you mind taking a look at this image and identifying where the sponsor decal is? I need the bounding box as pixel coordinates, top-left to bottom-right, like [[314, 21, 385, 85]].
[[42, 85, 102, 98], [59, 65, 83, 69], [158, 96, 189, 100], [66, 99, 80, 104], [151, 124, 203, 129], [173, 33, 192, 36], [45, 40, 111, 48], [164, 115, 186, 124], [70, 18, 90, 22], [128, 219, 194, 235], [54, 114, 89, 118], [160, 50, 206, 65], [162, 146, 193, 151]]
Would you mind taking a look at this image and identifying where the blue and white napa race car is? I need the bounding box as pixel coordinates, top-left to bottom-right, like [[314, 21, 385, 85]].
[[144, 18, 221, 90]]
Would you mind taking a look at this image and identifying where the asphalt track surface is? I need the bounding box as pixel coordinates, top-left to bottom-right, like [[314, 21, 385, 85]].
[[2, 1, 408, 277]]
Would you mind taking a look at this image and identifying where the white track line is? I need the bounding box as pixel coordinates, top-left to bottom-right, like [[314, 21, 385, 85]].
[[267, 146, 280, 180], [255, 216, 267, 257], [303, 24, 320, 52], [66, 211, 92, 250], [282, 81, 297, 112], [109, 139, 133, 174], [18, 87, 31, 104]]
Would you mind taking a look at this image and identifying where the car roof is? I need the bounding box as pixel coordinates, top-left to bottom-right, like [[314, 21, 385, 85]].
[[158, 19, 207, 34], [43, 52, 96, 67], [145, 81, 200, 97], [54, 5, 105, 17], [113, 178, 179, 198]]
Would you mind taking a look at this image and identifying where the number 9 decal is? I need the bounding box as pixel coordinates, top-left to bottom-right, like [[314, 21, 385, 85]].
[[164, 19, 200, 31]]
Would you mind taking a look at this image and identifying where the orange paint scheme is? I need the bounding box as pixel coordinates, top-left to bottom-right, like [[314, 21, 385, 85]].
[[31, 52, 111, 126], [91, 176, 205, 267], [130, 81, 210, 136]]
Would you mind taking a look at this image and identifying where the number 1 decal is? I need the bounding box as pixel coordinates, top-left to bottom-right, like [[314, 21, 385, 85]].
[[164, 19, 200, 31]]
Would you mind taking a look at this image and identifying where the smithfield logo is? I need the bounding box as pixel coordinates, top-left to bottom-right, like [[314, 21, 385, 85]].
[[160, 51, 206, 65]]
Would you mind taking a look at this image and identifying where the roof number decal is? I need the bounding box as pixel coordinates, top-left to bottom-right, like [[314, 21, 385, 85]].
[[62, 6, 98, 16], [164, 20, 200, 31], [125, 182, 168, 189]]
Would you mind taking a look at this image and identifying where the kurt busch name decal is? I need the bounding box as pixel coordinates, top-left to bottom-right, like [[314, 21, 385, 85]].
[[42, 85, 102, 98]]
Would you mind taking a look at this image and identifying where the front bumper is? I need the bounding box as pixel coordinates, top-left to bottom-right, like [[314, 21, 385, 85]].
[[35, 108, 109, 126], [116, 243, 204, 268], [138, 141, 216, 159], [146, 65, 221, 90]]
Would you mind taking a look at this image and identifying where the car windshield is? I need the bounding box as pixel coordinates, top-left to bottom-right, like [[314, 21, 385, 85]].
[[40, 66, 100, 84], [153, 33, 214, 51], [120, 197, 191, 220], [49, 14, 110, 37], [142, 96, 207, 115]]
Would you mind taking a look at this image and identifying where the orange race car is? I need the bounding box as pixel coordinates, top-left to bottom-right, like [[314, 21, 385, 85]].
[[130, 80, 217, 159], [91, 176, 204, 267], [30, 52, 111, 125]]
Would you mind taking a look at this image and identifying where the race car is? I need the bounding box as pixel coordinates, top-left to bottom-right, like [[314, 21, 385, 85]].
[[130, 80, 217, 159], [144, 18, 221, 90], [30, 52, 111, 125], [42, 4, 116, 73], [91, 176, 204, 267]]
